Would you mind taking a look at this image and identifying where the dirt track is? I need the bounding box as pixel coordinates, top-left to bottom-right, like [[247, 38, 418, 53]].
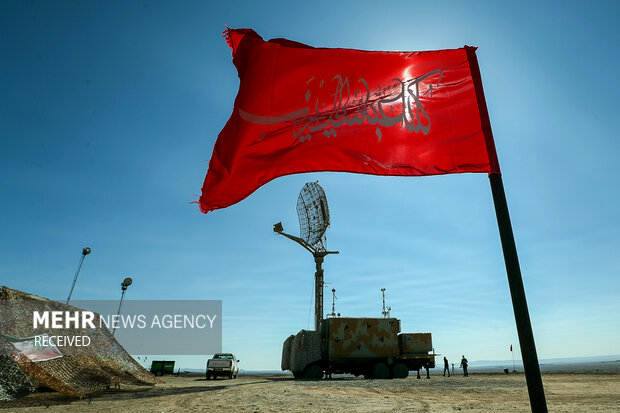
[[1, 373, 619, 412]]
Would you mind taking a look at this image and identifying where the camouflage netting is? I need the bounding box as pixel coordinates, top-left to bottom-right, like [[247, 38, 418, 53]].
[[281, 335, 294, 371], [0, 340, 34, 401], [288, 330, 322, 375], [0, 286, 159, 400]]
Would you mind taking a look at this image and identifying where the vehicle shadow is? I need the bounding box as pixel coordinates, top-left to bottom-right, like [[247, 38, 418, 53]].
[[262, 375, 363, 382]]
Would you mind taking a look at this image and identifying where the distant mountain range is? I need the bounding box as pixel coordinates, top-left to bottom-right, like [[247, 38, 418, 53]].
[[470, 354, 620, 366], [169, 355, 620, 375], [459, 354, 620, 374]]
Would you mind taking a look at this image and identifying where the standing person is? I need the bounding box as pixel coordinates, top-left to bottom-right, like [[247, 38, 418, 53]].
[[443, 357, 450, 377], [460, 355, 469, 377]]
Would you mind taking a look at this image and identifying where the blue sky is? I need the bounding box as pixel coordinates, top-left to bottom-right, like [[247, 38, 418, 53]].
[[1, 0, 618, 370]]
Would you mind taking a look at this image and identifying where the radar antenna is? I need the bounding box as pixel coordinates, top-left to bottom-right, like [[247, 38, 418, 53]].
[[274, 182, 338, 330], [327, 288, 338, 318], [381, 288, 391, 318], [297, 182, 330, 252]]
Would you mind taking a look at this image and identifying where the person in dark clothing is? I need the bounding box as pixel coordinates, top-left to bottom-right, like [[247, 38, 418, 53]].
[[443, 357, 450, 377], [460, 355, 469, 377]]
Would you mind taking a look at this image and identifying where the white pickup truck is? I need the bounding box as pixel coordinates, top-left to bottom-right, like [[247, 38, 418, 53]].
[[206, 353, 240, 379]]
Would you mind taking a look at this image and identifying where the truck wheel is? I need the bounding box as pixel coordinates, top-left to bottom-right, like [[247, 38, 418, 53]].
[[155, 370, 163, 377], [304, 364, 323, 380], [372, 363, 389, 379], [392, 362, 409, 379]]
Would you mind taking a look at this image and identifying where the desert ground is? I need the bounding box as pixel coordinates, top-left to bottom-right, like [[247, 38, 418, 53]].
[[1, 372, 619, 412]]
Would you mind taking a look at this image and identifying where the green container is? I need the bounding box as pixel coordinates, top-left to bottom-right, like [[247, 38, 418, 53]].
[[150, 360, 175, 376]]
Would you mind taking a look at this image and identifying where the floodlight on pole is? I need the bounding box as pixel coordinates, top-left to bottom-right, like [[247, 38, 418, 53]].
[[274, 182, 338, 331], [66, 247, 92, 304], [112, 277, 132, 336]]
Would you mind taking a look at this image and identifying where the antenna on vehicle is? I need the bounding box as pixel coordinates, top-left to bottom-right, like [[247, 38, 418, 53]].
[[328, 288, 338, 318], [381, 288, 391, 318], [274, 181, 338, 330]]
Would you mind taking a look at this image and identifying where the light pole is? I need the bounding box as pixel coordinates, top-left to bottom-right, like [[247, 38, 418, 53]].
[[112, 277, 132, 336], [66, 247, 92, 304]]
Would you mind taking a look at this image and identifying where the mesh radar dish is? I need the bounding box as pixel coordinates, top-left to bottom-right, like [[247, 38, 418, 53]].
[[297, 182, 330, 250]]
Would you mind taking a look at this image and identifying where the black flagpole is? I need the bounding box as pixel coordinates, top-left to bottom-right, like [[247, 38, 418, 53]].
[[489, 173, 548, 412], [465, 46, 548, 412]]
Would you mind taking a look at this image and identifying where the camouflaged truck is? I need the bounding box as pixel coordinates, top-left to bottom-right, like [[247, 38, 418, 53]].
[[281, 317, 434, 379]]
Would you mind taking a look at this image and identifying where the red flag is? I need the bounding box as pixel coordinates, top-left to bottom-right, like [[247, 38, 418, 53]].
[[199, 28, 500, 213]]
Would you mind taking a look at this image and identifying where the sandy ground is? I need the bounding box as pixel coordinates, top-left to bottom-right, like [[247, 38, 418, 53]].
[[1, 373, 619, 412]]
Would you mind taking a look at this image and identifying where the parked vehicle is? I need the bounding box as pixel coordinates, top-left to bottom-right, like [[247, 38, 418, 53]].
[[150, 360, 175, 376], [206, 353, 240, 379], [281, 317, 435, 379]]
